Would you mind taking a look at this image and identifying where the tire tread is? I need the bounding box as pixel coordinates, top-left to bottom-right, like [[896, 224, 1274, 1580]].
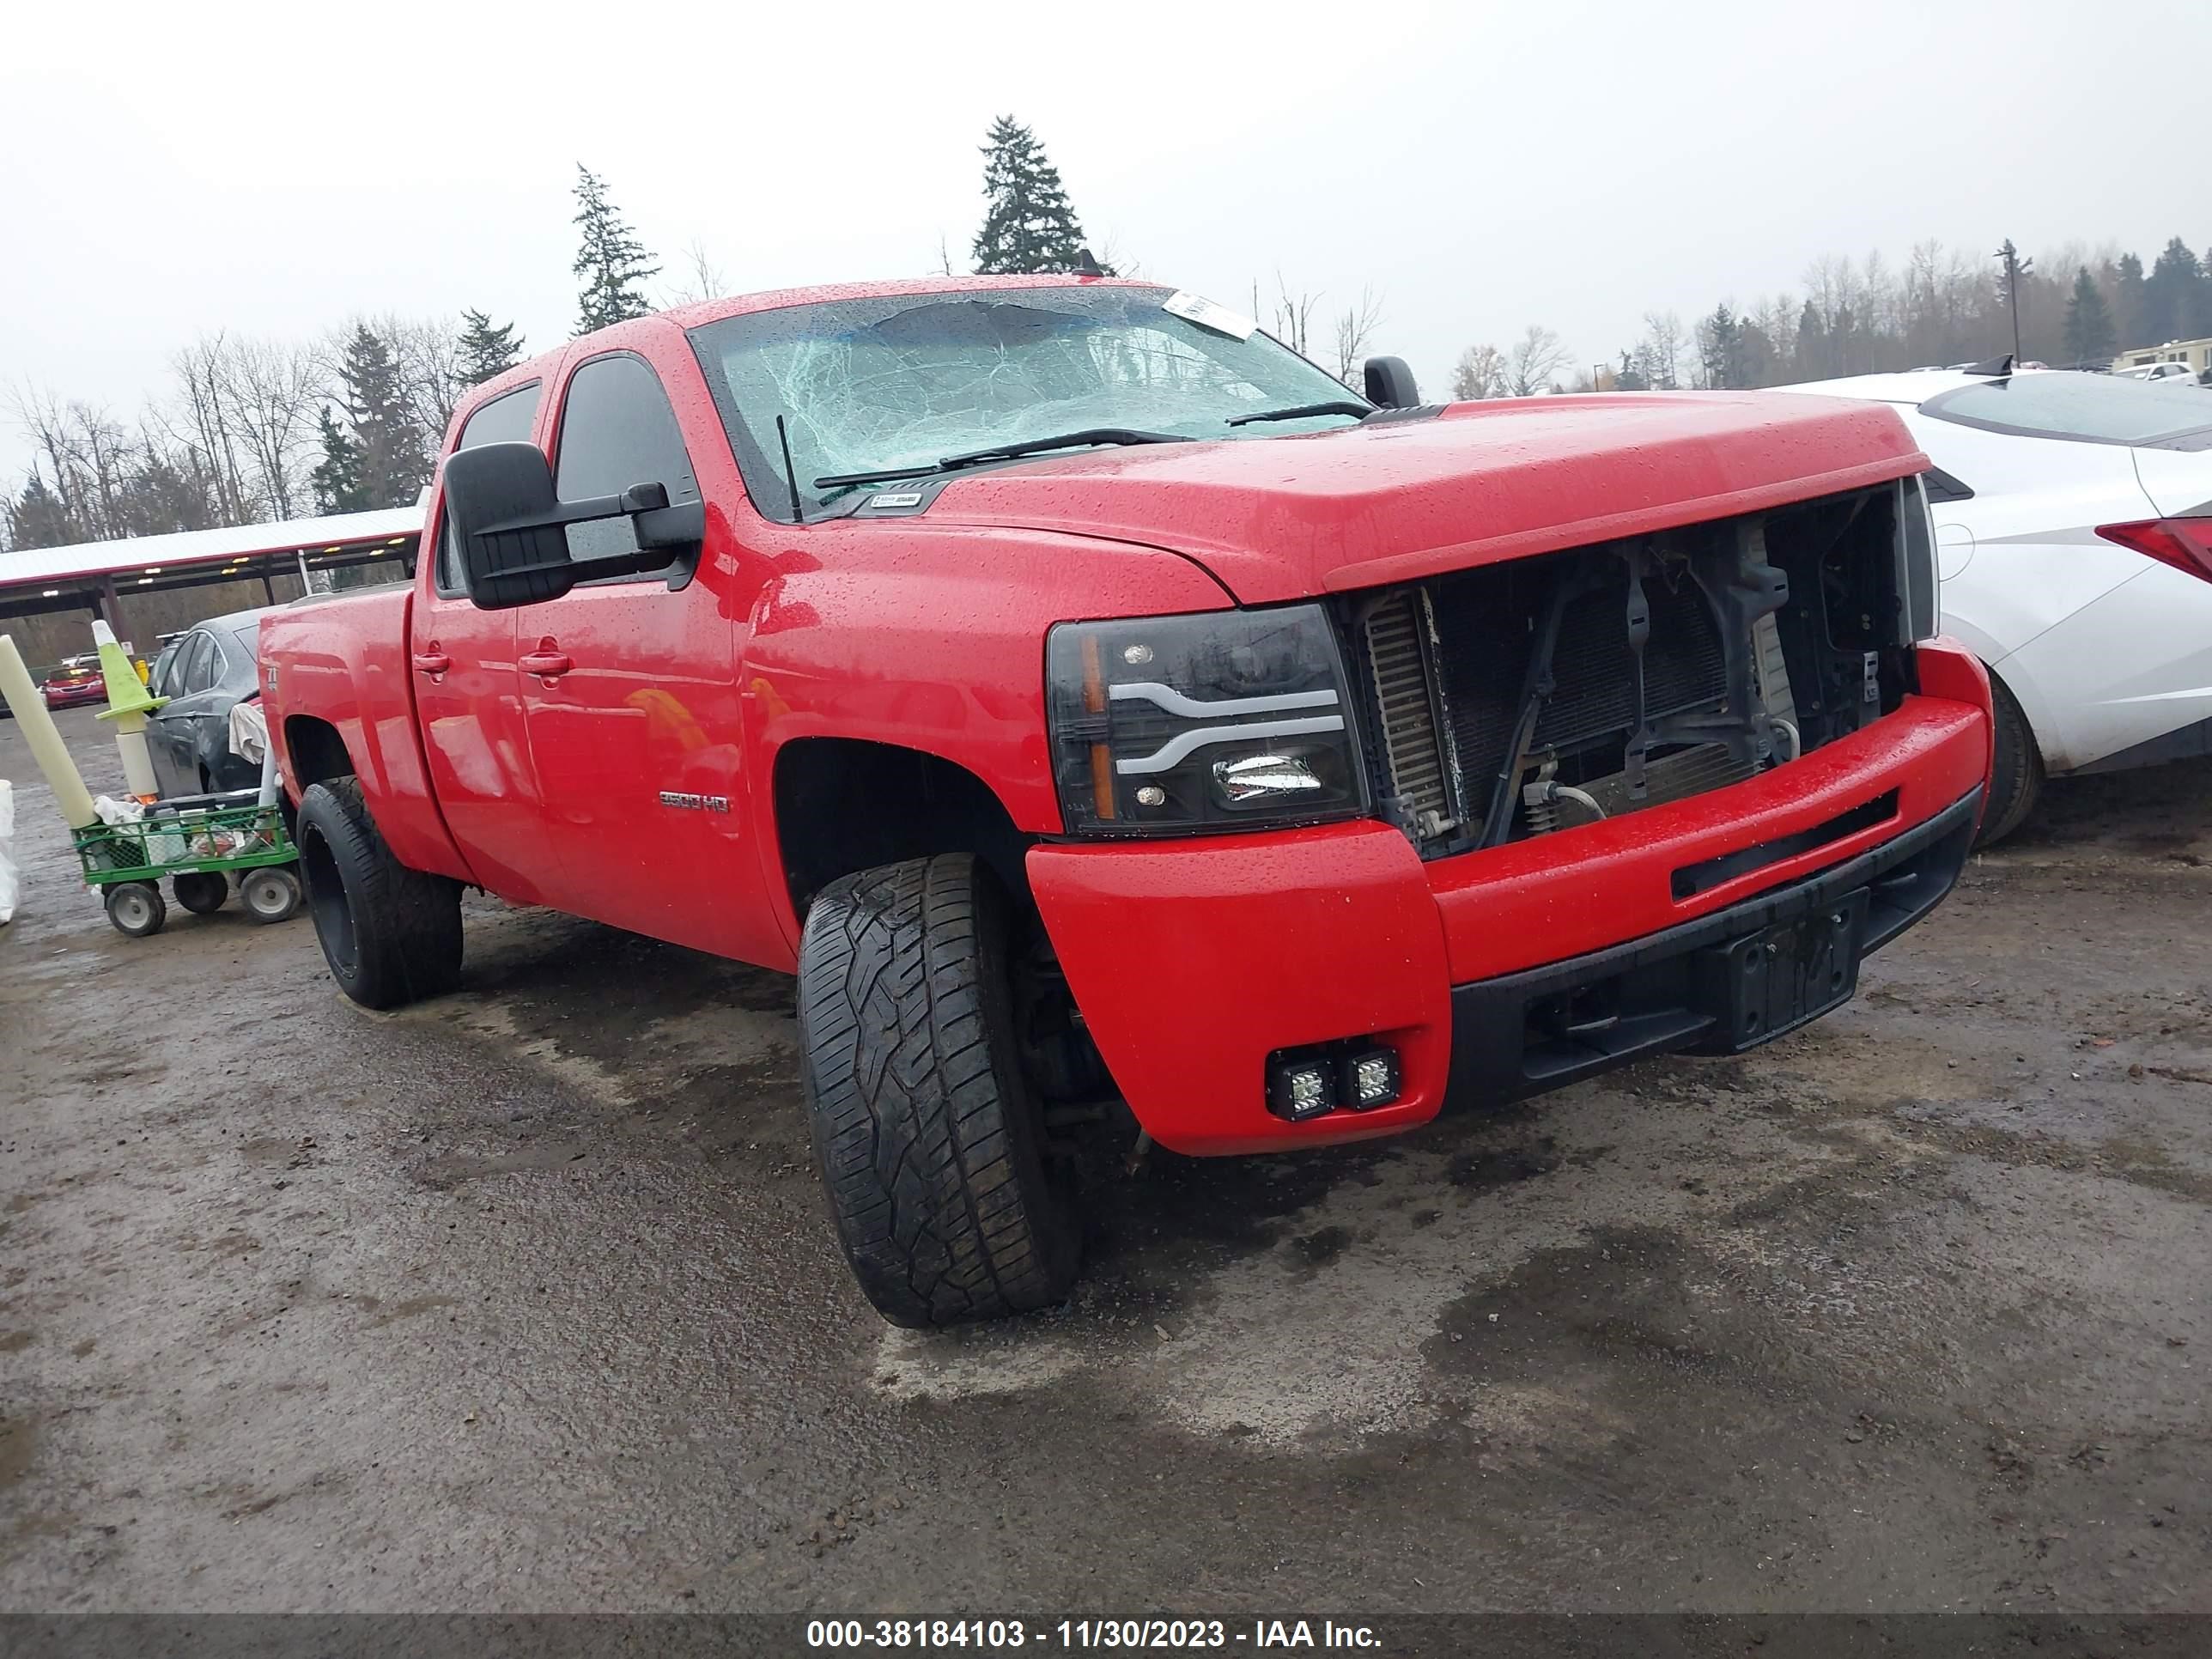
[[298, 778, 463, 1008], [797, 853, 1078, 1327]]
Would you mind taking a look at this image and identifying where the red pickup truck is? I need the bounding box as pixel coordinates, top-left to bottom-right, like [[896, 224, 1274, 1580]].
[[261, 275, 1992, 1326]]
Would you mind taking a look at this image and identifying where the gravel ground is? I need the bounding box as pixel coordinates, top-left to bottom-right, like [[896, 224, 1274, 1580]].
[[2, 708, 2207, 1618]]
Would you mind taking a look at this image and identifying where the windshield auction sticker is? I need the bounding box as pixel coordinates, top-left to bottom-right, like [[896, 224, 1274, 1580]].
[[1162, 290, 1256, 340]]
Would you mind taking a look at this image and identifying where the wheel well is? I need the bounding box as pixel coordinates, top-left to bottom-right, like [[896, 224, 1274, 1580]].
[[774, 738, 1032, 922], [284, 716, 354, 787]]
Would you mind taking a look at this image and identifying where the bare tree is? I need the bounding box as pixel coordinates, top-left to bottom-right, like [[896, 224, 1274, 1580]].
[[1267, 273, 1322, 359], [221, 336, 320, 520], [1089, 232, 1139, 278], [379, 313, 470, 447], [660, 238, 729, 308], [1449, 343, 1508, 400], [1504, 325, 1571, 398], [165, 337, 255, 523], [6, 383, 227, 547], [1637, 310, 1686, 390], [1329, 286, 1385, 383]]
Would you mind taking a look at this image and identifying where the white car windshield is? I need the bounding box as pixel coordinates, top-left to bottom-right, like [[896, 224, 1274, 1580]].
[[688, 285, 1367, 519], [1923, 374, 2212, 450]]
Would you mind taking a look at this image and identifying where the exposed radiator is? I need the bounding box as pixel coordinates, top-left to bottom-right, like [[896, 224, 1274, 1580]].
[[1361, 592, 1455, 838]]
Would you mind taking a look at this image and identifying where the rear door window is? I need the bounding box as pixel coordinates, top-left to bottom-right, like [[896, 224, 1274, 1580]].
[[551, 354, 702, 577], [224, 626, 263, 684], [177, 633, 220, 696], [1922, 375, 2212, 451], [436, 382, 544, 594]]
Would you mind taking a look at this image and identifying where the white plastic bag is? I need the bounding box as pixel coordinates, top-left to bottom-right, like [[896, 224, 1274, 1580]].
[[228, 699, 268, 765], [0, 779, 16, 926]]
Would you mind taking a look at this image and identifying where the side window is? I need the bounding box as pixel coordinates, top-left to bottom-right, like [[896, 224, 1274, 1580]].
[[177, 634, 219, 696], [148, 641, 182, 698], [552, 355, 702, 574], [436, 382, 543, 594]]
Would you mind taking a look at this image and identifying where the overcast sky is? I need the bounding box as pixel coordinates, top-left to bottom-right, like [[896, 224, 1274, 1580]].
[[4, 0, 2205, 492]]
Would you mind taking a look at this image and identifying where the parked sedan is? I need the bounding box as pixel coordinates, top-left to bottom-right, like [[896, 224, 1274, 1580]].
[[40, 655, 107, 710], [145, 606, 281, 799], [1778, 368, 2212, 842], [2116, 362, 2205, 387]]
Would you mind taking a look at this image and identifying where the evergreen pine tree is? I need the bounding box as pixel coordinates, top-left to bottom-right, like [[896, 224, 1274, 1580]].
[[970, 116, 1090, 275], [457, 308, 525, 386], [333, 324, 430, 509], [4, 473, 76, 550], [2143, 238, 2205, 343], [310, 407, 368, 514], [2113, 252, 2148, 348], [1795, 301, 1828, 380], [1698, 302, 1741, 388], [1613, 349, 1648, 392], [2063, 267, 2117, 366], [572, 165, 660, 334]]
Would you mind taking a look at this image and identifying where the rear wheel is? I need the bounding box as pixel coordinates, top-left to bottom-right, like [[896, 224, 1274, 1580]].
[[1975, 675, 2043, 848], [172, 871, 228, 915], [105, 881, 167, 939], [295, 778, 462, 1007], [240, 866, 303, 925], [797, 852, 1080, 1327]]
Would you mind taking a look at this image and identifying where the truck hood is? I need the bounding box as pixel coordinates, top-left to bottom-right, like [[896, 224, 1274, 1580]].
[[923, 392, 1926, 605]]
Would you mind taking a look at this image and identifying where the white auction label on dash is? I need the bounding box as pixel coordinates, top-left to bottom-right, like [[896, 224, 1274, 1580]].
[[1161, 290, 1256, 340]]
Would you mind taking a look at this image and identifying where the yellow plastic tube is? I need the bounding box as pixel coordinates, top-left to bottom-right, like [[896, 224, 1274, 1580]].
[[0, 634, 100, 829]]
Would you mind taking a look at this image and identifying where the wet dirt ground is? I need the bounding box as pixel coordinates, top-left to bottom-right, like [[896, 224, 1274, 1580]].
[[2, 708, 2207, 1617]]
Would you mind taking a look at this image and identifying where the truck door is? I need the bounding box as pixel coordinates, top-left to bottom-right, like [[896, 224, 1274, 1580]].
[[516, 345, 768, 959], [410, 380, 564, 903]]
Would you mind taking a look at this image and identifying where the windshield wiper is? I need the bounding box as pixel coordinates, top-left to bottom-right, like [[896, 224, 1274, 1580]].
[[1224, 399, 1373, 428], [814, 428, 1188, 489]]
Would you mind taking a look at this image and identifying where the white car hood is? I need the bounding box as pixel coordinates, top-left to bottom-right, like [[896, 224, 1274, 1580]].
[[2133, 447, 2212, 518]]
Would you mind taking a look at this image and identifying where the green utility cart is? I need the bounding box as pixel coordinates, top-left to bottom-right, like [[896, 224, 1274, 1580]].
[[73, 794, 304, 938]]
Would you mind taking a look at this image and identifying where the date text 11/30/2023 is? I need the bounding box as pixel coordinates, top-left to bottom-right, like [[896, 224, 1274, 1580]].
[[805, 1619, 1382, 1650]]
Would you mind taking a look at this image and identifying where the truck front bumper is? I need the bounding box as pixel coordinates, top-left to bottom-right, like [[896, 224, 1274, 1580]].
[[1026, 641, 1993, 1156]]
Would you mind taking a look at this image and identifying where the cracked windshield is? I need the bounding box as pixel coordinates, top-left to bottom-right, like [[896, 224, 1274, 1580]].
[[690, 284, 1365, 516]]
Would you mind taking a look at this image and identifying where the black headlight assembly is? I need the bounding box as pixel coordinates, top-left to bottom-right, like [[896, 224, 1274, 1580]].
[[1046, 604, 1370, 836]]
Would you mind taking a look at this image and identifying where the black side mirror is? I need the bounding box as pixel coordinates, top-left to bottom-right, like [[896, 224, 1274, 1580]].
[[443, 442, 704, 611], [1363, 356, 1421, 409]]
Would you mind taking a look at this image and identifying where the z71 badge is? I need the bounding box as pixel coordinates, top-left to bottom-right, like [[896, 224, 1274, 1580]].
[[658, 790, 731, 813]]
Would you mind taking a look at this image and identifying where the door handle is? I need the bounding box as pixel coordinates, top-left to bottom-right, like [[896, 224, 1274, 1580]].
[[520, 650, 574, 679], [412, 651, 452, 676]]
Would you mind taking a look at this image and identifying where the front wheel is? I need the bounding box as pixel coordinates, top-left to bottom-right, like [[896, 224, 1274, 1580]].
[[106, 881, 167, 938], [797, 853, 1080, 1328], [295, 779, 462, 1007]]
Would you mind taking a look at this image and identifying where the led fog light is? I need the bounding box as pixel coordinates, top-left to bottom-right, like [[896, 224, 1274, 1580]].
[[1339, 1045, 1401, 1110], [1266, 1053, 1338, 1121]]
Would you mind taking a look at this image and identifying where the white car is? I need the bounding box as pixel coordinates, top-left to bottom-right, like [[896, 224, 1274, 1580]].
[[2116, 362, 2204, 386], [1778, 369, 2212, 842]]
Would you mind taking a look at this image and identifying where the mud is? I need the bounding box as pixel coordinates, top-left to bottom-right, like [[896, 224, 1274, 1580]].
[[2, 709, 2207, 1613]]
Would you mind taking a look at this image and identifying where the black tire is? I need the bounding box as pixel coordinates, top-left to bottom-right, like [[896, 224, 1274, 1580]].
[[798, 852, 1080, 1328], [295, 778, 462, 1008], [240, 866, 303, 925], [106, 881, 167, 939], [1975, 673, 2044, 848], [172, 871, 228, 915]]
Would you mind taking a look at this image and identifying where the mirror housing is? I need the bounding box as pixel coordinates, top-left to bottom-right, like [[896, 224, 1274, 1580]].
[[442, 441, 703, 611], [1363, 356, 1421, 410]]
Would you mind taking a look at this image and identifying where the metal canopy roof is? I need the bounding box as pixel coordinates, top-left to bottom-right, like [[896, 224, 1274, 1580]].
[[0, 505, 423, 594]]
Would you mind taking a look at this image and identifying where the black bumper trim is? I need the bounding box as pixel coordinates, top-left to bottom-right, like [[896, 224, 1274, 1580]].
[[1445, 787, 1982, 1105]]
